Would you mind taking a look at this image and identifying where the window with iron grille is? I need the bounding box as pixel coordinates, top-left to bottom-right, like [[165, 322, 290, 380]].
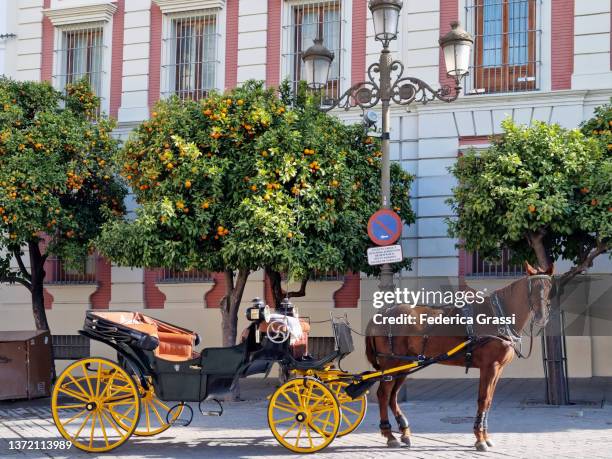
[[283, 1, 344, 100], [52, 335, 90, 360], [162, 12, 219, 100], [156, 268, 213, 283], [465, 249, 525, 277], [464, 0, 541, 95], [53, 24, 105, 101], [44, 254, 98, 285]]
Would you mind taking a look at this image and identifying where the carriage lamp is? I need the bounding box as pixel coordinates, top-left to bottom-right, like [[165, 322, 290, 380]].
[[302, 38, 335, 90], [439, 21, 474, 80], [369, 0, 403, 44]]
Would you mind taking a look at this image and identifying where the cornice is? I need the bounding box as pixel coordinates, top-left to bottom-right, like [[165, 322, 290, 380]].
[[43, 2, 117, 26], [152, 0, 225, 14]]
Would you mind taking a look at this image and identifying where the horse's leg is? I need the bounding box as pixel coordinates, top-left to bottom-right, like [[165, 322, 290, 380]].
[[389, 375, 411, 446], [483, 365, 503, 448], [377, 380, 401, 447], [474, 364, 501, 452]]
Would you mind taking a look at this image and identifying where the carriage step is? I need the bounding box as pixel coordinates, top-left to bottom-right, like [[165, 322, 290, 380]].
[[199, 399, 224, 417]]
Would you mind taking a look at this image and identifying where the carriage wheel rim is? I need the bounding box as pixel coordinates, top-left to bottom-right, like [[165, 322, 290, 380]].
[[110, 376, 183, 436], [268, 378, 340, 453], [327, 381, 367, 436], [51, 357, 140, 453]]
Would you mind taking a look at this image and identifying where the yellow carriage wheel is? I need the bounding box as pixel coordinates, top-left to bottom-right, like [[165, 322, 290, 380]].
[[327, 380, 367, 436], [114, 377, 183, 436], [51, 357, 140, 453], [268, 377, 340, 453]]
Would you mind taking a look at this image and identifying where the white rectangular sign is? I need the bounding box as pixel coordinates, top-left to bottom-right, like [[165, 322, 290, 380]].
[[367, 244, 403, 266]]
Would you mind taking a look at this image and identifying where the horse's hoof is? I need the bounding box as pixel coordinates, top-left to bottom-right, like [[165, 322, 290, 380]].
[[387, 439, 401, 448], [485, 439, 494, 448], [475, 441, 489, 452], [400, 436, 411, 447]]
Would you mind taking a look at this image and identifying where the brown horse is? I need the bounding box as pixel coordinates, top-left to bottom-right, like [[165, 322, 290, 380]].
[[365, 265, 554, 452]]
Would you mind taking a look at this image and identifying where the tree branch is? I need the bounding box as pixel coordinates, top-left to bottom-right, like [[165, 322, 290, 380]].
[[287, 276, 310, 298], [559, 240, 609, 287], [13, 250, 31, 281], [0, 274, 32, 291]]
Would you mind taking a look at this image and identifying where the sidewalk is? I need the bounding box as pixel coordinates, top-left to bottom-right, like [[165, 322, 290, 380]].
[[1, 378, 610, 459]]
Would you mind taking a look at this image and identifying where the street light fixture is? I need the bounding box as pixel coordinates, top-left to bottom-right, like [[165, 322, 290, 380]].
[[370, 0, 403, 45], [302, 38, 334, 90], [302, 1, 473, 294]]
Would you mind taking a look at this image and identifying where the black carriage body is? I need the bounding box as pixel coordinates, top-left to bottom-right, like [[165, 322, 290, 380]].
[[80, 311, 289, 403]]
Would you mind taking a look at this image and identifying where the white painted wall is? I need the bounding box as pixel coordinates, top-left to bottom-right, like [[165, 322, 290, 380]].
[[237, 0, 267, 84], [119, 0, 152, 123]]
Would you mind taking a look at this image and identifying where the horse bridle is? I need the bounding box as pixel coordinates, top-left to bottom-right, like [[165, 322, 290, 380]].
[[491, 274, 553, 358]]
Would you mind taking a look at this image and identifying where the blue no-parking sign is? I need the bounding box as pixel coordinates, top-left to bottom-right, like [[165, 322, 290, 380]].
[[367, 209, 402, 246]]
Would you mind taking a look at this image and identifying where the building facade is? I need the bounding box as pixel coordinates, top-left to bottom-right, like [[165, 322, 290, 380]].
[[1, 0, 611, 377]]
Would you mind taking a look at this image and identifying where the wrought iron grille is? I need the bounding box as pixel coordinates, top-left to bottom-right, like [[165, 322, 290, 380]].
[[52, 335, 90, 360], [45, 255, 98, 285], [156, 268, 213, 283], [311, 270, 345, 281], [466, 249, 525, 277], [464, 0, 541, 95], [53, 24, 105, 103], [161, 12, 219, 100], [282, 1, 345, 100]]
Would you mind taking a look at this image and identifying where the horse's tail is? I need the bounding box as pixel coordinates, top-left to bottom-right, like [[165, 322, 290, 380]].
[[365, 335, 380, 370]]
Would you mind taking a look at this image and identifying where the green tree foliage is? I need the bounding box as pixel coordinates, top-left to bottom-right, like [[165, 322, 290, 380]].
[[448, 118, 610, 283], [97, 81, 414, 345], [0, 78, 126, 331]]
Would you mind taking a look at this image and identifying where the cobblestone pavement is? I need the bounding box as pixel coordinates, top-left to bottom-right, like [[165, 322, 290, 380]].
[[0, 378, 610, 459]]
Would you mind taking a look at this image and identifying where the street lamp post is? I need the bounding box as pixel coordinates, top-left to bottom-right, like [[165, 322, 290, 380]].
[[302, 0, 473, 294]]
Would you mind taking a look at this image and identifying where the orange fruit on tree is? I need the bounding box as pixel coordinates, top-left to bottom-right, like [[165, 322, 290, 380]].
[[591, 199, 598, 206], [528, 204, 536, 213], [185, 180, 192, 189]]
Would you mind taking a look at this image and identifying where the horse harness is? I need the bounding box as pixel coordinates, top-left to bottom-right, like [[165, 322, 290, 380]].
[[375, 275, 551, 374]]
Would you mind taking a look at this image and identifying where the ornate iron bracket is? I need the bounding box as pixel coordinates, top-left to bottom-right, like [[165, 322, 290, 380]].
[[319, 59, 462, 112]]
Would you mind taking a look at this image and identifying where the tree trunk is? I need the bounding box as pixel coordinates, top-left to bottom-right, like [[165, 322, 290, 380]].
[[219, 269, 249, 402], [527, 231, 550, 271], [220, 269, 250, 347], [266, 268, 284, 309], [543, 284, 569, 405], [28, 242, 56, 380], [28, 242, 49, 331]]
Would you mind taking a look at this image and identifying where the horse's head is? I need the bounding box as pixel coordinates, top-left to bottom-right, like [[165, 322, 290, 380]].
[[525, 262, 554, 327]]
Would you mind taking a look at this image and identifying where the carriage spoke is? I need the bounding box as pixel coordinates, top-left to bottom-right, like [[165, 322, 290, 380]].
[[95, 363, 102, 397], [151, 397, 171, 412], [58, 387, 89, 403], [80, 363, 95, 396], [279, 392, 299, 409], [61, 408, 88, 426], [273, 402, 298, 414], [73, 412, 93, 439], [66, 374, 89, 398], [97, 412, 109, 448], [294, 424, 303, 447], [101, 410, 127, 439], [149, 400, 166, 427], [89, 412, 97, 448], [341, 405, 361, 416], [56, 403, 86, 410], [272, 415, 295, 425], [281, 421, 298, 437]]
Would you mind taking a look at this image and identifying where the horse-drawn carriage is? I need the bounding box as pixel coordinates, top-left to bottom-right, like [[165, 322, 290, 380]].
[[50, 298, 367, 454]]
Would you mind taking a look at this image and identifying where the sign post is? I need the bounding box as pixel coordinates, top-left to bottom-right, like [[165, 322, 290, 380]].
[[367, 209, 403, 268]]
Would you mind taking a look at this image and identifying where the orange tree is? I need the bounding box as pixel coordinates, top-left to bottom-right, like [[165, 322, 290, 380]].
[[448, 118, 610, 284], [96, 81, 414, 346], [0, 78, 126, 332]]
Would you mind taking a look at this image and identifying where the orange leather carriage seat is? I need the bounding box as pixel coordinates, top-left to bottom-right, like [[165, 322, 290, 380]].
[[93, 312, 198, 361]]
